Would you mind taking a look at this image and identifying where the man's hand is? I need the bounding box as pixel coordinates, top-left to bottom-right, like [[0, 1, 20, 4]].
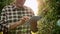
[[20, 16, 38, 32], [19, 16, 30, 25]]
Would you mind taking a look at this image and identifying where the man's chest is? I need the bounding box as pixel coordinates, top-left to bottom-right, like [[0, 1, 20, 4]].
[[6, 10, 32, 22]]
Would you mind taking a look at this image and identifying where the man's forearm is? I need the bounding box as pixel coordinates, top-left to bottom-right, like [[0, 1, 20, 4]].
[[9, 21, 23, 29]]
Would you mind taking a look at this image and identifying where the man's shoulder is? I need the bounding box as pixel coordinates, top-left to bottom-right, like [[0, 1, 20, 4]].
[[24, 6, 32, 10], [2, 4, 14, 11], [24, 6, 34, 14], [3, 4, 14, 9]]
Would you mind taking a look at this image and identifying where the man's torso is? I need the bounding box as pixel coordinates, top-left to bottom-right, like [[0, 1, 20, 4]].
[[2, 4, 34, 34]]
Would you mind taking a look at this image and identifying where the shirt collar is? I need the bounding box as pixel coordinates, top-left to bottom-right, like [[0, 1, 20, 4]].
[[12, 4, 26, 10]]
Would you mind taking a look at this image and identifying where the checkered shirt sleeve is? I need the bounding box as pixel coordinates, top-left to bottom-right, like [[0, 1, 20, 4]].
[[0, 7, 9, 32], [0, 5, 34, 34]]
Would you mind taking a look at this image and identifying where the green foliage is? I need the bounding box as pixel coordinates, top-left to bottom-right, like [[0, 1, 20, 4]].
[[38, 0, 60, 34], [0, 0, 13, 12]]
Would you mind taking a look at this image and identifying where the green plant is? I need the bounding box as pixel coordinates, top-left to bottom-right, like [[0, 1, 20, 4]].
[[37, 0, 60, 34]]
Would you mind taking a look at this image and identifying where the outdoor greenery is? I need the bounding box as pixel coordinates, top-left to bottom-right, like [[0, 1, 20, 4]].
[[37, 0, 60, 34], [0, 0, 13, 13]]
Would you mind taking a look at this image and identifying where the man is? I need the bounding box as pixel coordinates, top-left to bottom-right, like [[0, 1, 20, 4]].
[[0, 0, 38, 34]]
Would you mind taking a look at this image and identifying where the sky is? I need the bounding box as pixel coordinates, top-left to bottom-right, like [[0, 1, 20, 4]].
[[24, 0, 38, 16]]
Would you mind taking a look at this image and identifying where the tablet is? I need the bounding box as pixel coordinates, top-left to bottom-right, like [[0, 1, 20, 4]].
[[27, 16, 42, 22]]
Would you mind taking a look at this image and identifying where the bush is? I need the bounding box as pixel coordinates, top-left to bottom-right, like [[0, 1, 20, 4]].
[[37, 0, 60, 34]]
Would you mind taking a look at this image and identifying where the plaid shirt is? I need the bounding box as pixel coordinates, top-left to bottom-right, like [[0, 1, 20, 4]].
[[0, 4, 34, 34]]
